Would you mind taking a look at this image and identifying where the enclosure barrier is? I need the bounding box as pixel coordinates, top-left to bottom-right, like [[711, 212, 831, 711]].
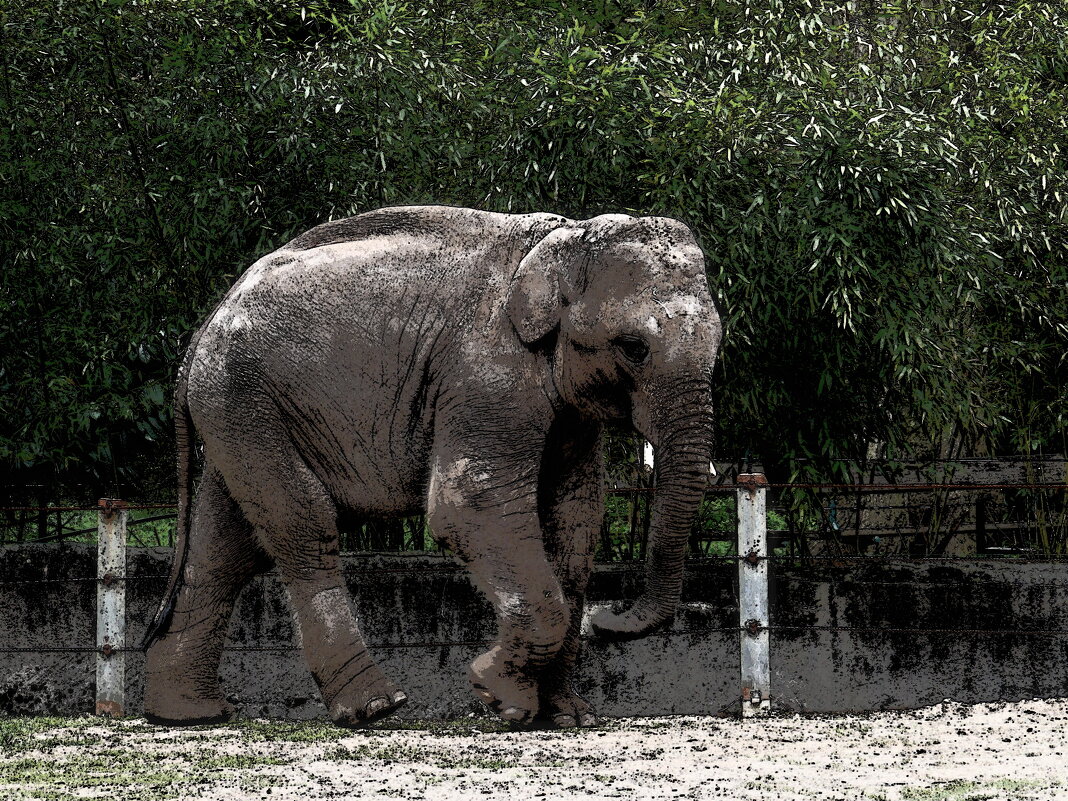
[[0, 473, 1066, 719], [0, 487, 774, 719], [46, 489, 776, 719]]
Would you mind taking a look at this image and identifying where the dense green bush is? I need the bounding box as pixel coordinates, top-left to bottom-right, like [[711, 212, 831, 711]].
[[2, 0, 1064, 520]]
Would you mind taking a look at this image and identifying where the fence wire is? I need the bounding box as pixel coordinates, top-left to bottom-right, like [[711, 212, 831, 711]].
[[4, 563, 1068, 658], [9, 623, 1068, 658], [3, 480, 1066, 552]]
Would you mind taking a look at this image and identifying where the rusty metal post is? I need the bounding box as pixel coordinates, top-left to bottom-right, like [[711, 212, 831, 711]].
[[96, 498, 127, 717], [737, 473, 770, 717]]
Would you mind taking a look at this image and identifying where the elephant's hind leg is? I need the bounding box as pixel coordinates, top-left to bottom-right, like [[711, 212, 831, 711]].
[[226, 447, 406, 727], [145, 466, 265, 725]]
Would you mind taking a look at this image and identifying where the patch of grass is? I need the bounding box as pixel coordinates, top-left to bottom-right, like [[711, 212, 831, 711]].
[[0, 752, 194, 799], [0, 718, 292, 801], [329, 741, 556, 771], [0, 717, 98, 755], [5, 790, 81, 801], [236, 773, 280, 791]]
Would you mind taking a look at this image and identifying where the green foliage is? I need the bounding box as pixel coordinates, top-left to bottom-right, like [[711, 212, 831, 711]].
[[1, 0, 1064, 514], [670, 1, 1068, 477]]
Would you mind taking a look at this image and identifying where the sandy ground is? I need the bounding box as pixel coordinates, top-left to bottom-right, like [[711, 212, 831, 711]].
[[6, 699, 1068, 800]]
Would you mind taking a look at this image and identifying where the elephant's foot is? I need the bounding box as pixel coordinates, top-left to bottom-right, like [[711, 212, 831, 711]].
[[144, 693, 236, 726], [144, 642, 235, 725], [324, 677, 408, 728], [468, 646, 539, 724], [537, 687, 598, 728]]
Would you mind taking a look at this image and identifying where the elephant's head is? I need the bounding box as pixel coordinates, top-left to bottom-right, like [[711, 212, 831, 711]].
[[508, 213, 722, 638]]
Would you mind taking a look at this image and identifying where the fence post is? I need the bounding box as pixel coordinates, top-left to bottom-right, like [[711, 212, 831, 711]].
[[96, 498, 127, 718], [737, 473, 770, 718]]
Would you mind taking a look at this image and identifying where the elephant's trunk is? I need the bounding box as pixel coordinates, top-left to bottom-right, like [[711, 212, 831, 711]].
[[591, 377, 714, 638]]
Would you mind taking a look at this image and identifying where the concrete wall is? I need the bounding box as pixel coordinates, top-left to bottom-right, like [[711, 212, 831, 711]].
[[2, 544, 1066, 718]]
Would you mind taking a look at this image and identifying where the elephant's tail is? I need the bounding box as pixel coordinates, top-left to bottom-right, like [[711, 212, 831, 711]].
[[141, 336, 199, 650]]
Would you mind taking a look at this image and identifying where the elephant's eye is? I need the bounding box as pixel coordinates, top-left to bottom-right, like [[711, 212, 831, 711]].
[[612, 335, 650, 364]]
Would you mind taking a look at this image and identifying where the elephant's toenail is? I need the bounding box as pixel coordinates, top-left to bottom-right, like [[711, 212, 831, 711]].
[[500, 706, 528, 722], [365, 697, 390, 717], [392, 691, 408, 705], [578, 713, 598, 727]]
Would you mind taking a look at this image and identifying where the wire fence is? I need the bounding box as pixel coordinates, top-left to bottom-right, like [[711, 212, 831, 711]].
[[1, 465, 1066, 716]]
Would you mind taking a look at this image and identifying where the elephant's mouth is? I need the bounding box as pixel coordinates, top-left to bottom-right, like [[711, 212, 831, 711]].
[[567, 362, 636, 423], [581, 390, 632, 425]]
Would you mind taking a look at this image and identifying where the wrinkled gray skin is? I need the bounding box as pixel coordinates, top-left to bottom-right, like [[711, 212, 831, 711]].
[[143, 205, 721, 728]]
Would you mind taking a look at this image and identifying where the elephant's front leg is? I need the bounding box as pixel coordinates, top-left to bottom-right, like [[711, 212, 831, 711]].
[[428, 448, 567, 724], [536, 421, 604, 728]]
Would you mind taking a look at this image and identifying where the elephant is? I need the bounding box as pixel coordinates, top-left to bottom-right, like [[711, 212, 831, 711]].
[[142, 204, 722, 729]]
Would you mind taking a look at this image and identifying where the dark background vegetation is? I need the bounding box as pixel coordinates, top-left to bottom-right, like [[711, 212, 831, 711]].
[[2, 1, 1065, 532]]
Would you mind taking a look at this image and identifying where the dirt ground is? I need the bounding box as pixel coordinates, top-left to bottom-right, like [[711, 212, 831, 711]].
[[4, 698, 1068, 800]]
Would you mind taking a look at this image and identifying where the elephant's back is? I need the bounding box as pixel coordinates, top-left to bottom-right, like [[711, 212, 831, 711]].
[[187, 204, 571, 395], [283, 205, 502, 252]]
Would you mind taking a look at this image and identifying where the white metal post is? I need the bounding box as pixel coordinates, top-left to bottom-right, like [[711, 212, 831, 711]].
[[737, 473, 770, 717], [96, 498, 127, 718]]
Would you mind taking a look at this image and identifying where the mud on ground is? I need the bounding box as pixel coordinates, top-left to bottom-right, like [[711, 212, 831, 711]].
[[2, 698, 1068, 800]]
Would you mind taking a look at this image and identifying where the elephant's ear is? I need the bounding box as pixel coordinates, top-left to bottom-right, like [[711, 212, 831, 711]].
[[507, 227, 584, 344]]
